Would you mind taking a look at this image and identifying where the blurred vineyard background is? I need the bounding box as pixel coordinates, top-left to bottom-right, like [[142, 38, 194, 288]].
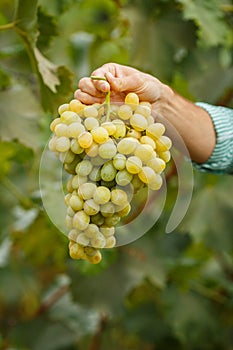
[[0, 0, 233, 349]]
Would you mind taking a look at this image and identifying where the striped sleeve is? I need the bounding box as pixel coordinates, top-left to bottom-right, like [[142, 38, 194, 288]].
[[192, 102, 233, 174]]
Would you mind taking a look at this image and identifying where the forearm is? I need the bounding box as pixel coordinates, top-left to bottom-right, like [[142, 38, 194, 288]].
[[153, 85, 216, 163]]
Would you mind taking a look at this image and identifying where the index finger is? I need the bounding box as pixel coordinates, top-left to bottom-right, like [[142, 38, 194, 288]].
[[90, 71, 111, 92]]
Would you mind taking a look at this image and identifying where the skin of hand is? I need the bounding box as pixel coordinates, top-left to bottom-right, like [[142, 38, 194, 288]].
[[74, 63, 216, 163]]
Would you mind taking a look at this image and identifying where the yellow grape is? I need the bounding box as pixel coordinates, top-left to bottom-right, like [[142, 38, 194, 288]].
[[91, 126, 109, 144], [78, 131, 93, 148]]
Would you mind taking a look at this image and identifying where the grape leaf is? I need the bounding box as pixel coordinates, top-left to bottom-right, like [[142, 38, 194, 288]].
[[37, 6, 58, 50], [49, 292, 99, 336], [39, 65, 74, 113], [0, 142, 16, 177], [10, 318, 76, 350], [14, 0, 39, 45], [163, 287, 220, 347], [0, 84, 41, 151], [0, 66, 11, 90], [14, 0, 74, 112], [34, 47, 59, 93], [177, 0, 229, 47], [180, 179, 233, 251]]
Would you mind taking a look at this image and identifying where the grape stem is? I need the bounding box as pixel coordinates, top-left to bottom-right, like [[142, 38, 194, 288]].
[[90, 75, 111, 121], [0, 22, 15, 31]]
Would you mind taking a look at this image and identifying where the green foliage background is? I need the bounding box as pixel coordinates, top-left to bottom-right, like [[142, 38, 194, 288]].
[[0, 0, 233, 349]]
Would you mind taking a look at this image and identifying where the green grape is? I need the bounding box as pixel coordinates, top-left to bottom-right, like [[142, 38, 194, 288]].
[[69, 193, 84, 211], [100, 179, 116, 188], [125, 92, 139, 108], [58, 103, 69, 115], [126, 156, 142, 174], [140, 135, 156, 149], [72, 210, 90, 230], [155, 135, 172, 152], [112, 120, 126, 138], [126, 128, 141, 139], [54, 123, 68, 137], [100, 226, 115, 237], [104, 214, 120, 227], [64, 193, 72, 206], [100, 202, 115, 217], [91, 155, 106, 166], [115, 169, 133, 186], [48, 136, 57, 152], [90, 232, 106, 249], [86, 250, 102, 264], [69, 242, 86, 260], [113, 153, 126, 170], [159, 150, 171, 163], [84, 246, 99, 257], [100, 161, 117, 182], [116, 202, 131, 217], [67, 122, 85, 138], [59, 150, 75, 164], [67, 206, 75, 216], [105, 236, 116, 248], [111, 188, 128, 206], [134, 144, 154, 163], [75, 159, 93, 176], [55, 136, 70, 152], [69, 99, 84, 114], [131, 175, 144, 193], [148, 173, 163, 190], [68, 228, 79, 241], [118, 104, 133, 120], [65, 214, 73, 229], [72, 175, 88, 189], [138, 166, 156, 185], [89, 167, 101, 182], [130, 113, 148, 131], [146, 122, 165, 139], [117, 137, 138, 155], [84, 199, 100, 216], [84, 117, 99, 130], [93, 186, 111, 205], [84, 223, 100, 239], [76, 232, 90, 246], [101, 121, 116, 135], [98, 140, 117, 159], [147, 157, 166, 174], [70, 139, 84, 154], [90, 212, 105, 226], [83, 105, 98, 118], [66, 176, 74, 192], [61, 111, 80, 124], [135, 104, 151, 118], [85, 141, 99, 157], [78, 182, 97, 200]]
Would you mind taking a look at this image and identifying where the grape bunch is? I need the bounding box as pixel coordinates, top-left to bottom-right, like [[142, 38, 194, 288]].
[[49, 89, 172, 264]]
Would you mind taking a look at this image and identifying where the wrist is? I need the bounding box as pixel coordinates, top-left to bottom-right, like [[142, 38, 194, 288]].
[[151, 82, 174, 115], [152, 87, 216, 163]]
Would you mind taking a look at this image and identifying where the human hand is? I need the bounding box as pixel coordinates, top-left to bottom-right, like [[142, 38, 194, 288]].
[[74, 63, 172, 105]]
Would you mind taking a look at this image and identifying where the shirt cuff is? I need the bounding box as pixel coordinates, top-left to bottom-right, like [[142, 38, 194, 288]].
[[193, 102, 233, 175]]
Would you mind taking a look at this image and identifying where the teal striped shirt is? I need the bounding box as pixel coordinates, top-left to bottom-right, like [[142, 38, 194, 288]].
[[193, 103, 233, 175]]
